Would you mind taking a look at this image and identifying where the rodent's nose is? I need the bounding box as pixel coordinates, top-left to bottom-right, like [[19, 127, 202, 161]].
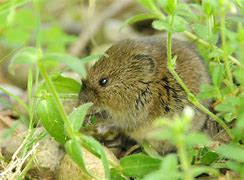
[[78, 91, 90, 104], [78, 80, 90, 105]]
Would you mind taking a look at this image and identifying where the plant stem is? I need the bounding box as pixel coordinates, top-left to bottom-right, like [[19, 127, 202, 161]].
[[207, 15, 213, 43], [169, 69, 233, 138], [166, 14, 233, 139], [220, 6, 233, 87], [17, 156, 34, 180], [33, 0, 75, 138], [27, 69, 35, 130], [177, 141, 193, 180], [38, 61, 75, 138], [167, 15, 174, 68]]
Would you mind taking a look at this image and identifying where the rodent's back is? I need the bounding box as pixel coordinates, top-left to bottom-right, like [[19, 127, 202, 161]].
[[129, 36, 210, 94]]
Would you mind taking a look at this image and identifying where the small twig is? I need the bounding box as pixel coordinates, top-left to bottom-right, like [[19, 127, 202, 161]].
[[69, 0, 134, 56], [15, 145, 37, 180], [0, 142, 39, 178]]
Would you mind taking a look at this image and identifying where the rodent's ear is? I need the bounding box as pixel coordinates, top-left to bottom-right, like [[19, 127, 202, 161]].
[[133, 54, 156, 74]]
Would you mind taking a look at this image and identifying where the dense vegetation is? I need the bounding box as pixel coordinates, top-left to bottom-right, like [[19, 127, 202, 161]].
[[0, 0, 243, 179]]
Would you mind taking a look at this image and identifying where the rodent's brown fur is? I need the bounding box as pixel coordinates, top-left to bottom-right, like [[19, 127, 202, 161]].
[[79, 36, 210, 154]]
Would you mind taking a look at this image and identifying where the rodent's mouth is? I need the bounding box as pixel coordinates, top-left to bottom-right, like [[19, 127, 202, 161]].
[[93, 110, 110, 120], [87, 106, 110, 121]]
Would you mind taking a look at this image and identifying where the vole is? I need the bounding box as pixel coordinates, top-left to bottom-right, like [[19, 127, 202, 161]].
[[78, 35, 210, 154]]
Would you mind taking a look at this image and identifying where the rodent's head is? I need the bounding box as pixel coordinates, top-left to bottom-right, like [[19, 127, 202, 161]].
[[79, 39, 156, 117]]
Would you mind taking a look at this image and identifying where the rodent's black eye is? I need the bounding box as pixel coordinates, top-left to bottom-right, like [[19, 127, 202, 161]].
[[99, 77, 108, 87]]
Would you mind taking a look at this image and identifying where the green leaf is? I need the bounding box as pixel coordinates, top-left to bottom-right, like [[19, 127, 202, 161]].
[[202, 0, 217, 16], [160, 154, 179, 175], [220, 85, 233, 97], [234, 68, 244, 85], [4, 27, 31, 44], [152, 19, 171, 32], [158, 0, 177, 15], [148, 123, 173, 142], [226, 161, 244, 179], [12, 47, 37, 65], [173, 15, 188, 32], [120, 154, 161, 178], [3, 9, 36, 45], [69, 103, 93, 132], [207, 48, 223, 59], [43, 53, 86, 76], [8, 47, 38, 75], [192, 24, 208, 41], [110, 168, 126, 180], [137, 0, 158, 13], [197, 84, 219, 100], [0, 0, 31, 16], [80, 54, 103, 63], [43, 53, 102, 77], [209, 63, 225, 87], [152, 15, 188, 33], [186, 132, 210, 146], [143, 154, 181, 180], [191, 166, 219, 177], [215, 96, 240, 113], [125, 13, 158, 25], [217, 144, 244, 162], [35, 74, 81, 98], [36, 96, 67, 144], [237, 108, 244, 128], [142, 141, 161, 158], [234, 0, 244, 9], [176, 3, 198, 22], [65, 138, 91, 176], [81, 135, 110, 179], [224, 112, 235, 122], [42, 26, 76, 53], [201, 151, 219, 165], [189, 4, 204, 15]]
